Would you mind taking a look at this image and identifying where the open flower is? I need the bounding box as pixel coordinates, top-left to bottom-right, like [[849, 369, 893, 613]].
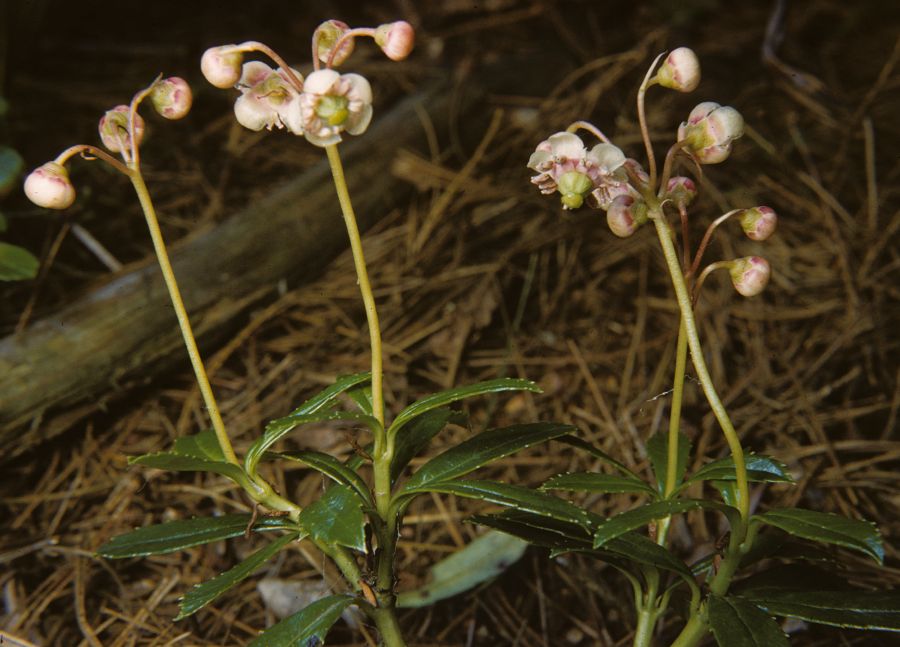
[[233, 62, 302, 132], [527, 132, 627, 210], [285, 69, 373, 146], [677, 102, 744, 164]]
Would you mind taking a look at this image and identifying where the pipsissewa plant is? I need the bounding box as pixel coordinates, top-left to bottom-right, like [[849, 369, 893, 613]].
[[24, 19, 576, 646], [470, 47, 900, 645]]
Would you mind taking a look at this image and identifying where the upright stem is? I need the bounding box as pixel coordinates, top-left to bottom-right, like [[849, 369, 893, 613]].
[[129, 169, 238, 466], [664, 318, 689, 498], [650, 209, 750, 521]]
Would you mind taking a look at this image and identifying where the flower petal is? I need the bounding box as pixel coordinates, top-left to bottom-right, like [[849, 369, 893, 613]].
[[346, 104, 373, 135], [342, 73, 373, 104], [547, 132, 586, 159], [588, 143, 626, 171], [304, 68, 341, 95]]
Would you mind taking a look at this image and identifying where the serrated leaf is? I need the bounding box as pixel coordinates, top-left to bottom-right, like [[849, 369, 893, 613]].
[[604, 532, 695, 583], [286, 372, 372, 418], [738, 531, 839, 568], [708, 594, 790, 647], [176, 532, 299, 619], [275, 450, 372, 509], [130, 452, 253, 489], [687, 454, 793, 487], [739, 588, 900, 631], [647, 431, 691, 494], [541, 472, 655, 496], [248, 593, 356, 646], [754, 508, 883, 564], [0, 242, 39, 281], [172, 429, 227, 461], [387, 378, 540, 439], [594, 499, 738, 548], [399, 422, 574, 494], [712, 480, 739, 507], [246, 411, 382, 481], [555, 435, 635, 477], [397, 531, 527, 608], [390, 408, 455, 484], [98, 514, 298, 558], [298, 484, 365, 552]]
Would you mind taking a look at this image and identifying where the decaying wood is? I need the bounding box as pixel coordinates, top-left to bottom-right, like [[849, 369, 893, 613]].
[[0, 82, 470, 458]]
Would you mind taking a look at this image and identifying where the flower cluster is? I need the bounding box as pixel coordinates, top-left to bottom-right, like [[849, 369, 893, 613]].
[[201, 20, 413, 148]]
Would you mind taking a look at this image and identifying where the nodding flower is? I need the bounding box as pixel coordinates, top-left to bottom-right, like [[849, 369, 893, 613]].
[[201, 46, 244, 89], [151, 77, 193, 120], [656, 47, 701, 93], [232, 61, 303, 132], [315, 20, 355, 67], [285, 69, 373, 146], [739, 206, 778, 241], [24, 162, 76, 210], [677, 102, 744, 164], [606, 195, 649, 238], [99, 105, 145, 154], [374, 21, 415, 61], [729, 256, 770, 296]]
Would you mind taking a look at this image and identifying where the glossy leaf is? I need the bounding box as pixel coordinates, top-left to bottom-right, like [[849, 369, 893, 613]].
[[172, 429, 227, 460], [397, 531, 528, 608], [594, 499, 739, 548], [754, 508, 883, 564], [277, 450, 372, 508], [687, 454, 793, 487], [298, 484, 365, 552], [604, 532, 695, 583], [387, 378, 540, 439], [647, 431, 691, 494], [346, 385, 374, 415], [0, 241, 39, 281], [555, 434, 635, 477], [405, 479, 592, 528], [541, 471, 655, 496], [399, 422, 574, 494], [390, 408, 455, 484], [285, 372, 371, 418], [98, 514, 297, 558], [176, 532, 299, 619], [246, 411, 382, 480], [130, 452, 253, 489], [740, 589, 900, 631], [708, 594, 790, 647], [249, 593, 356, 646]]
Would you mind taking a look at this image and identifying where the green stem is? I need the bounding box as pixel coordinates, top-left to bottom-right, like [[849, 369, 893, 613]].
[[664, 317, 688, 499], [129, 169, 238, 466], [371, 606, 407, 647], [650, 210, 750, 521], [633, 571, 660, 647]]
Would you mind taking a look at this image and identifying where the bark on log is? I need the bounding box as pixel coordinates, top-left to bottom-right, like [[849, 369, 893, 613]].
[[0, 82, 468, 458]]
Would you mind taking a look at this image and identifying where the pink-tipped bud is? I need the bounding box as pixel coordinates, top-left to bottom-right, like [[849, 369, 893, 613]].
[[739, 206, 777, 241], [99, 105, 145, 153], [729, 256, 770, 297], [656, 47, 700, 92], [315, 20, 355, 67], [201, 45, 244, 88], [374, 21, 415, 61], [24, 162, 76, 210], [665, 176, 698, 207], [677, 102, 744, 164], [150, 77, 193, 120], [606, 195, 648, 238]]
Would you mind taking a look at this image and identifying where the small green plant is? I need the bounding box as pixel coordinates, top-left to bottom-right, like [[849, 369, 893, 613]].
[[467, 47, 900, 645]]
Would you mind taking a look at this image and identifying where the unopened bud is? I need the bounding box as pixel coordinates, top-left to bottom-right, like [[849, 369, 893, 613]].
[[151, 77, 192, 120], [738, 206, 777, 241], [656, 47, 700, 92], [558, 171, 593, 210], [201, 46, 243, 88], [606, 195, 648, 238], [374, 21, 415, 61], [677, 102, 743, 164], [729, 256, 770, 296], [665, 176, 697, 207], [99, 105, 145, 153], [315, 20, 355, 66], [24, 162, 76, 210]]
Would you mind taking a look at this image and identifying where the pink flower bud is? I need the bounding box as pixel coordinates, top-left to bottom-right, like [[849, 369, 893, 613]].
[[99, 105, 145, 153], [729, 256, 770, 297], [656, 47, 700, 92], [374, 21, 415, 61], [606, 195, 648, 238], [738, 206, 777, 241], [24, 162, 76, 210], [201, 45, 243, 88], [677, 102, 744, 164], [150, 77, 193, 120], [315, 20, 355, 67], [665, 176, 698, 207]]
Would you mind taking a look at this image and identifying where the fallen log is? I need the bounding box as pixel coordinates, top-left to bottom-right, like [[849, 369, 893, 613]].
[[0, 81, 467, 458]]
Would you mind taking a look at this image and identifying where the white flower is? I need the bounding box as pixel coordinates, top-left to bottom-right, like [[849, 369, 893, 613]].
[[285, 69, 373, 146], [233, 62, 302, 132]]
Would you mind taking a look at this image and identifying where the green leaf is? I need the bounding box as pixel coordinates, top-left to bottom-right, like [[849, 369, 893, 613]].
[[298, 484, 365, 552], [739, 588, 900, 631], [98, 514, 298, 558], [646, 431, 691, 494], [0, 212, 8, 232], [387, 378, 540, 439], [172, 429, 228, 461], [687, 454, 793, 487], [397, 531, 528, 608], [0, 241, 39, 281], [555, 434, 635, 477], [346, 385, 374, 415], [712, 480, 739, 508], [604, 532, 695, 583], [249, 594, 356, 646], [541, 472, 655, 496], [286, 372, 372, 418], [708, 594, 790, 647], [276, 450, 372, 509], [754, 508, 884, 564], [130, 452, 253, 490], [390, 408, 455, 484], [0, 146, 25, 198], [399, 422, 574, 494], [246, 411, 382, 480], [594, 499, 738, 548], [176, 532, 299, 619]]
